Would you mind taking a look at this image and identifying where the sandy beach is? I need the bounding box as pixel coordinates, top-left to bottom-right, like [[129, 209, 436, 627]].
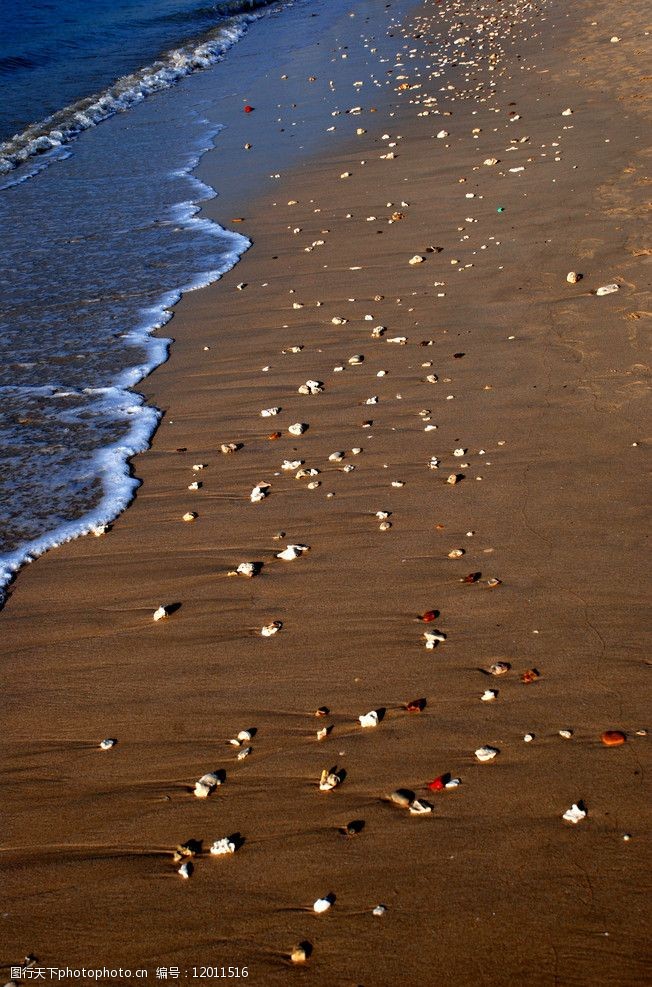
[[2, 0, 650, 984]]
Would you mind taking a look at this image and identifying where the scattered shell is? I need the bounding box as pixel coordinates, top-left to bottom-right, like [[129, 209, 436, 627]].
[[480, 690, 497, 702], [288, 422, 308, 436], [260, 407, 281, 417], [389, 789, 413, 808], [316, 726, 331, 741], [409, 799, 433, 815], [331, 316, 347, 325], [281, 459, 303, 471], [315, 706, 330, 717], [561, 107, 573, 116], [235, 562, 259, 578], [210, 838, 237, 855], [183, 512, 198, 522], [250, 483, 270, 503], [349, 354, 364, 364], [486, 577, 502, 588], [359, 710, 379, 728], [409, 255, 425, 265], [178, 861, 193, 879], [329, 451, 345, 462], [261, 621, 282, 637], [237, 747, 252, 760], [424, 629, 446, 649], [290, 945, 310, 965], [194, 772, 222, 798], [563, 803, 587, 824], [298, 379, 324, 395], [524, 733, 534, 743], [313, 896, 332, 913], [188, 481, 201, 490], [319, 767, 344, 791], [153, 605, 170, 622], [276, 544, 310, 561], [475, 745, 499, 762], [566, 271, 581, 284], [601, 730, 626, 747], [487, 661, 511, 676], [99, 738, 117, 750], [559, 729, 573, 740], [448, 548, 464, 558], [596, 283, 619, 296], [428, 457, 440, 470], [453, 448, 466, 457], [483, 157, 499, 166], [436, 130, 449, 138], [372, 905, 387, 917]]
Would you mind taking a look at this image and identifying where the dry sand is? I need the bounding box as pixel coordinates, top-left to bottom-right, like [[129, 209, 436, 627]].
[[2, 0, 651, 984]]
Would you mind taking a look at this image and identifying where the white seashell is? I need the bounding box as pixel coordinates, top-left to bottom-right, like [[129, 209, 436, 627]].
[[409, 255, 425, 265], [391, 480, 405, 488], [331, 316, 347, 325], [559, 729, 573, 739], [194, 772, 222, 798], [524, 733, 534, 743], [296, 468, 319, 479], [376, 511, 390, 520], [290, 946, 309, 964], [329, 451, 345, 462], [178, 861, 193, 878], [261, 621, 282, 637], [475, 745, 499, 762], [99, 738, 116, 750], [277, 544, 310, 561], [220, 442, 241, 454], [153, 605, 169, 622], [228, 738, 241, 747], [409, 799, 433, 815], [365, 396, 378, 405], [351, 447, 362, 455], [341, 464, 355, 473], [236, 562, 257, 578], [319, 768, 342, 791], [281, 459, 303, 471], [250, 484, 270, 503], [424, 630, 446, 649], [445, 778, 461, 789], [188, 481, 200, 490], [387, 336, 407, 344], [561, 107, 573, 116], [566, 271, 580, 284], [371, 326, 386, 338], [425, 374, 438, 384], [359, 710, 379, 728], [192, 464, 206, 471], [340, 171, 351, 178], [349, 354, 364, 364], [313, 897, 332, 913], [298, 379, 324, 395], [481, 690, 497, 702], [93, 525, 109, 536], [379, 521, 392, 531], [237, 730, 253, 742], [483, 158, 499, 166], [436, 130, 449, 138], [448, 548, 464, 558], [446, 474, 460, 485], [307, 481, 320, 489], [316, 726, 330, 741], [453, 448, 466, 457], [288, 422, 307, 436], [372, 905, 387, 916], [596, 283, 619, 296], [237, 746, 252, 760], [260, 407, 281, 417], [563, 803, 587, 824], [183, 512, 198, 522], [210, 838, 236, 855], [428, 457, 440, 469]]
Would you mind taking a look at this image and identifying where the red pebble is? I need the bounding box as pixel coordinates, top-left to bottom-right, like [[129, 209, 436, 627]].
[[428, 776, 446, 791], [421, 610, 439, 623], [244, 105, 254, 113]]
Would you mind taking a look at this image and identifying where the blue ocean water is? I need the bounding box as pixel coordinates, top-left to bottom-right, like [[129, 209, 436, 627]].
[[0, 0, 284, 599]]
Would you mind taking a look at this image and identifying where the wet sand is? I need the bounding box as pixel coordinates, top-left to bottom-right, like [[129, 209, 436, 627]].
[[2, 0, 651, 984]]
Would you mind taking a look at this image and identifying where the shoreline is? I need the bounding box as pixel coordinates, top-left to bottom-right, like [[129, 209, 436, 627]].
[[2, 0, 650, 984]]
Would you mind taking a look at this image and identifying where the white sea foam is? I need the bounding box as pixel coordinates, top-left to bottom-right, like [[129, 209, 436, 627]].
[[0, 0, 279, 175]]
